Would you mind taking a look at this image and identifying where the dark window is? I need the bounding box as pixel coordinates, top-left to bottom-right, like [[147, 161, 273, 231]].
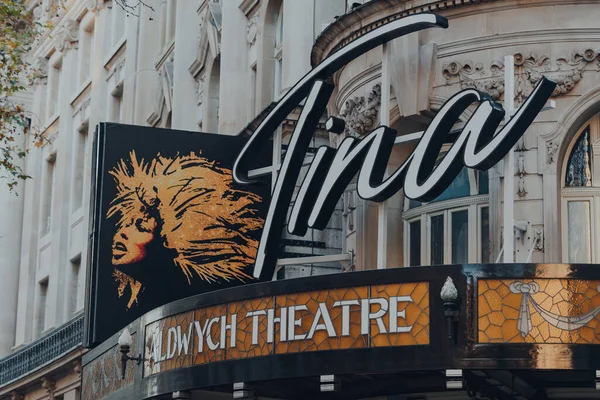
[[481, 207, 490, 263], [451, 210, 469, 264], [409, 220, 421, 266], [430, 215, 444, 265]]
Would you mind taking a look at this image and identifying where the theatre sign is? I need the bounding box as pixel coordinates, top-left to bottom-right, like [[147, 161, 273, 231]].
[[143, 282, 429, 376], [86, 12, 556, 347]]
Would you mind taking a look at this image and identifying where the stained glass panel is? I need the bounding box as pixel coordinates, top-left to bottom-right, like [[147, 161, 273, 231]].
[[565, 128, 592, 187]]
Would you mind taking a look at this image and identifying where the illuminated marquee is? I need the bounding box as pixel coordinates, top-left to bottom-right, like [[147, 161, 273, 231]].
[[143, 282, 429, 376]]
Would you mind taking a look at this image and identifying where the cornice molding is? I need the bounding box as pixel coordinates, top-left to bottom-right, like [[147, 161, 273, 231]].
[[438, 28, 600, 58], [31, 0, 87, 58], [311, 0, 600, 67], [311, 0, 496, 67], [54, 19, 79, 52], [560, 187, 600, 197]]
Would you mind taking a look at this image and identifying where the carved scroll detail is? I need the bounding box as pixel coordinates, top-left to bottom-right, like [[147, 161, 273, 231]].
[[443, 50, 600, 103], [341, 83, 381, 136]]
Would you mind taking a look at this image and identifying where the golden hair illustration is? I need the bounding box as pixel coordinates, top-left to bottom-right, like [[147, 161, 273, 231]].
[[107, 150, 264, 306]]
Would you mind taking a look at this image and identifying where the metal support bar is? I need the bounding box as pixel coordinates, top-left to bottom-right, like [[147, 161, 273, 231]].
[[503, 55, 515, 263], [446, 369, 463, 389], [276, 253, 352, 266], [247, 155, 315, 178], [377, 42, 390, 270], [233, 382, 256, 399], [495, 246, 504, 263], [525, 234, 539, 263], [320, 375, 340, 392]]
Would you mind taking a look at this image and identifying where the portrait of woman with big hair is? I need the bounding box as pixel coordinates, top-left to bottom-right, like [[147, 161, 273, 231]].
[[106, 150, 265, 309]]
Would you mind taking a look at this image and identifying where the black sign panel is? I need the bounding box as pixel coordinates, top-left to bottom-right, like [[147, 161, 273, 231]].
[[85, 123, 271, 346]]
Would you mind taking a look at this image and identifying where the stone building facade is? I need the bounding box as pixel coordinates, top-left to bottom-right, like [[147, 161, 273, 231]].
[[1, 0, 600, 399]]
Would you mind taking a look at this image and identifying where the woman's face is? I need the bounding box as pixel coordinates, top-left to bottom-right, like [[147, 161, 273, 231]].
[[112, 216, 158, 265]]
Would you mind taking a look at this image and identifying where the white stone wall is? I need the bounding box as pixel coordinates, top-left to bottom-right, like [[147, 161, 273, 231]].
[[1, 0, 346, 358]]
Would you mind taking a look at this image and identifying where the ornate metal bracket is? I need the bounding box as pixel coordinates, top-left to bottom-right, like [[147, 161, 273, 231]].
[[441, 277, 460, 343]]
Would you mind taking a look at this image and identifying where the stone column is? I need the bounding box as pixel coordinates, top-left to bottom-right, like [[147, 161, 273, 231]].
[[46, 26, 79, 328], [542, 168, 559, 262], [14, 63, 47, 347], [281, 0, 314, 93], [218, 0, 250, 134], [133, 5, 162, 125], [76, 1, 109, 325], [489, 164, 502, 262], [120, 3, 138, 125], [171, 1, 200, 131], [0, 105, 27, 354]]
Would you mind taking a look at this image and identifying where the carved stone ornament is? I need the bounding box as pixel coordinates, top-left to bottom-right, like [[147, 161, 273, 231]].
[[341, 83, 381, 136], [515, 135, 526, 151], [443, 50, 600, 103], [246, 15, 258, 45], [440, 276, 458, 302], [32, 57, 48, 84], [517, 177, 528, 198], [41, 377, 56, 394], [546, 140, 560, 165], [32, 4, 42, 19], [86, 0, 105, 12], [55, 19, 79, 52], [517, 153, 526, 177], [73, 359, 82, 375], [196, 76, 205, 106], [534, 229, 544, 251]]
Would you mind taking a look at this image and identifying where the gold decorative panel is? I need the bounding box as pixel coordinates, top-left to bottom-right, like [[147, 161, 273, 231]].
[[144, 283, 429, 376], [82, 334, 136, 400], [478, 279, 600, 343]]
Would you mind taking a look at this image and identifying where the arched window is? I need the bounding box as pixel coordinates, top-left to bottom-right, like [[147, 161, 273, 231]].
[[403, 165, 490, 266], [205, 58, 220, 132], [561, 116, 599, 263], [565, 128, 592, 187]]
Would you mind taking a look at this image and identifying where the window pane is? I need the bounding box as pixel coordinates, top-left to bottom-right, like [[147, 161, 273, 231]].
[[451, 210, 469, 264], [430, 215, 444, 265], [478, 170, 489, 194], [409, 221, 421, 266], [567, 201, 592, 262], [408, 198, 422, 209], [432, 168, 470, 203], [481, 207, 490, 263]]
